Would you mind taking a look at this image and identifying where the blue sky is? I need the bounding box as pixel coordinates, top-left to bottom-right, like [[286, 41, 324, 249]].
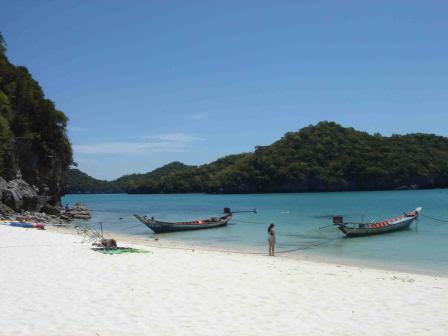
[[1, 1, 447, 179]]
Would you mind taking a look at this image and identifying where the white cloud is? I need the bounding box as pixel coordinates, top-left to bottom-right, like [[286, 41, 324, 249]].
[[142, 132, 204, 142], [187, 112, 209, 120], [74, 132, 204, 155]]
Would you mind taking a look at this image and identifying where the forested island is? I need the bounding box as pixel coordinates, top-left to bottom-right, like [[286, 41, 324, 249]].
[[2, 32, 447, 199], [0, 33, 72, 215], [65, 122, 448, 194]]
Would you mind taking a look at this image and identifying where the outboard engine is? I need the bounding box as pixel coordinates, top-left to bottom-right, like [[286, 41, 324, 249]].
[[333, 216, 344, 225]]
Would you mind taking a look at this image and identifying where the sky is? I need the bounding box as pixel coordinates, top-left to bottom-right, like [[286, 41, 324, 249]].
[[1, 1, 447, 180]]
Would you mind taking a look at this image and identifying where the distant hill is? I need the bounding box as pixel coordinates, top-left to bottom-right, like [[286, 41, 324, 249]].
[[63, 169, 112, 194], [64, 122, 448, 194], [64, 162, 192, 194]]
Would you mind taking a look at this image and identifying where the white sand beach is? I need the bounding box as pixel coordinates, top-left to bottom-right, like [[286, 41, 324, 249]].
[[0, 226, 447, 336]]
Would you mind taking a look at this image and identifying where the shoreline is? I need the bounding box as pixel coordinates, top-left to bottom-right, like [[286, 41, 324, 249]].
[[49, 223, 448, 278], [1, 224, 447, 335], [64, 186, 448, 195]]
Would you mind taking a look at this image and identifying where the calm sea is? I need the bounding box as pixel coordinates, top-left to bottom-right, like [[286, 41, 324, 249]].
[[62, 190, 448, 275]]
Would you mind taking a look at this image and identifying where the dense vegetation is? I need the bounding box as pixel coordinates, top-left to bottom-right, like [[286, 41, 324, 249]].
[[64, 122, 448, 194], [64, 162, 192, 194], [0, 33, 72, 203]]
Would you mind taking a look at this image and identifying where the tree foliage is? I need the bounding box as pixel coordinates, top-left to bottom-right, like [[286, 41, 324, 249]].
[[0, 32, 6, 55], [65, 122, 448, 194], [0, 32, 73, 201]]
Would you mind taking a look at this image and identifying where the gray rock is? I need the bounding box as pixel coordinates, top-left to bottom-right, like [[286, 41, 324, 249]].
[[41, 203, 62, 216], [0, 176, 7, 189], [0, 201, 13, 216], [0, 176, 7, 200], [37, 195, 52, 210], [64, 204, 92, 220], [2, 178, 39, 211]]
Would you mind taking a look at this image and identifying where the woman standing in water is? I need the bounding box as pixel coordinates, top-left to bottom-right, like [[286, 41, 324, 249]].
[[268, 223, 276, 256]]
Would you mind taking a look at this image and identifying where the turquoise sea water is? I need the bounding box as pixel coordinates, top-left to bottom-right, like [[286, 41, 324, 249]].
[[62, 190, 448, 275]]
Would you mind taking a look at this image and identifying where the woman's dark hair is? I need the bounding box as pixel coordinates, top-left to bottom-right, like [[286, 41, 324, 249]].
[[268, 223, 275, 233]]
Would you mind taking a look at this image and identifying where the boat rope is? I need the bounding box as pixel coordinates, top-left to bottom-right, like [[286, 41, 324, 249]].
[[232, 218, 268, 225], [133, 233, 339, 256], [421, 214, 448, 223], [133, 241, 334, 255], [143, 243, 267, 255], [275, 237, 340, 254], [118, 223, 143, 232]]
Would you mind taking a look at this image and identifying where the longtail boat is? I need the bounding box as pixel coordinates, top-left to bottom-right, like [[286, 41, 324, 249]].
[[332, 207, 422, 238], [134, 214, 232, 234]]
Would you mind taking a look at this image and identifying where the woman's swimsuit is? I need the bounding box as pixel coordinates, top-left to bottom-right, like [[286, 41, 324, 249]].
[[268, 229, 276, 244]]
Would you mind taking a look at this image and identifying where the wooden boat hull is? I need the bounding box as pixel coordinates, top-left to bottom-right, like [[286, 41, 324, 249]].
[[339, 217, 415, 237], [134, 215, 232, 233], [336, 208, 421, 238]]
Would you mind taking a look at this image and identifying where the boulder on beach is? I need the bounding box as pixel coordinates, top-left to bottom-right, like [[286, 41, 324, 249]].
[[0, 176, 7, 191], [41, 203, 62, 216], [0, 176, 7, 202], [0, 175, 91, 223], [64, 204, 92, 220], [1, 178, 39, 211], [0, 202, 13, 217]]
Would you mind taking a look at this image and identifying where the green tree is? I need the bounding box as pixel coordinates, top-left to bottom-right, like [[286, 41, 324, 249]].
[[0, 32, 6, 55]]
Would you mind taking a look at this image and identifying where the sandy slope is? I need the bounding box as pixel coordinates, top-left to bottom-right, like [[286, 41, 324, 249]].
[[0, 226, 447, 336]]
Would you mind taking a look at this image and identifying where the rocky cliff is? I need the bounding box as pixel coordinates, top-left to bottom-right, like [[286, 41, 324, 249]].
[[0, 33, 72, 215]]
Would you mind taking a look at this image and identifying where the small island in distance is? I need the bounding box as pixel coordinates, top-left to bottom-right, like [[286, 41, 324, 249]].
[[64, 121, 448, 194]]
